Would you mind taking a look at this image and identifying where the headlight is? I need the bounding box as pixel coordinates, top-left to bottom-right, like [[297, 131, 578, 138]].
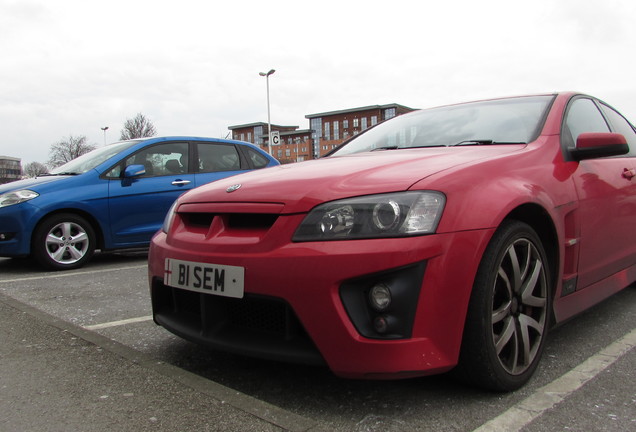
[[293, 191, 445, 241], [162, 200, 179, 233], [0, 190, 39, 208]]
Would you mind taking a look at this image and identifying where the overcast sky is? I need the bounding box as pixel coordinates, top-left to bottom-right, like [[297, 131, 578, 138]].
[[2, 0, 635, 164]]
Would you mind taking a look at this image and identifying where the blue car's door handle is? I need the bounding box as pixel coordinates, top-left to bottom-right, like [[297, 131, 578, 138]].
[[171, 180, 191, 186]]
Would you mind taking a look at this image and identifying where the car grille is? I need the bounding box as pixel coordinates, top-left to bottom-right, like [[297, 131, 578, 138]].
[[181, 213, 279, 230], [151, 278, 324, 365]]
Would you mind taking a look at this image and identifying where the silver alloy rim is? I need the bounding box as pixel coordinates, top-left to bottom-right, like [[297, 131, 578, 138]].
[[45, 222, 90, 265], [491, 238, 548, 375]]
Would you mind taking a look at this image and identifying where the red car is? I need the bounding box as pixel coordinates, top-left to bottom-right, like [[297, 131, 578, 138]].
[[148, 93, 636, 391]]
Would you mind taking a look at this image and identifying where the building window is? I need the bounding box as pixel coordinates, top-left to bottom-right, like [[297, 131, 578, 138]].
[[343, 119, 349, 129], [247, 132, 252, 142], [371, 116, 378, 126], [361, 117, 367, 130], [254, 126, 263, 146], [311, 118, 322, 139], [384, 108, 396, 120], [240, 133, 245, 141], [333, 121, 339, 140], [324, 122, 330, 140], [353, 118, 359, 128]]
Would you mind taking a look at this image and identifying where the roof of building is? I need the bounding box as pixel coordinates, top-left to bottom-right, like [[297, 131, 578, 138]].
[[275, 129, 313, 137], [305, 103, 415, 119], [228, 122, 299, 130], [0, 156, 21, 162]]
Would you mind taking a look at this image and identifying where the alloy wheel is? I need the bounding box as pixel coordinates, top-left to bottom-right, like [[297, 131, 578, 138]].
[[491, 237, 548, 375]]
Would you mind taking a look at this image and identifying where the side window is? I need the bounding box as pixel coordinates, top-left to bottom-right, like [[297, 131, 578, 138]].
[[198, 143, 241, 173], [599, 103, 636, 156], [562, 98, 610, 149], [245, 147, 269, 169], [106, 142, 188, 178]]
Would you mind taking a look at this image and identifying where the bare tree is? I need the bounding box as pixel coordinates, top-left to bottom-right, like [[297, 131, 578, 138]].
[[120, 113, 157, 140], [48, 135, 96, 168], [23, 161, 49, 177]]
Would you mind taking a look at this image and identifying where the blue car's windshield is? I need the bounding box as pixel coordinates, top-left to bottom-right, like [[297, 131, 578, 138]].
[[331, 95, 554, 156], [49, 140, 144, 175]]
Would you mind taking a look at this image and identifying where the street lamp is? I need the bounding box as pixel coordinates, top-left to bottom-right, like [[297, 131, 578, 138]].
[[259, 69, 275, 155], [101, 126, 109, 145]]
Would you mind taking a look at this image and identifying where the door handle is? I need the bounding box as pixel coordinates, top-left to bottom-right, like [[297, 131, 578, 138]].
[[171, 180, 191, 186], [622, 168, 636, 180]]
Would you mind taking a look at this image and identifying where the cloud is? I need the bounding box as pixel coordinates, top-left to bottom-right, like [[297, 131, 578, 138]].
[[1, 0, 635, 163]]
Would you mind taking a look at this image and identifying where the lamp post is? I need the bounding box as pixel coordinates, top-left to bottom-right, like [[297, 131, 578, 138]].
[[258, 69, 275, 155], [101, 126, 109, 145]]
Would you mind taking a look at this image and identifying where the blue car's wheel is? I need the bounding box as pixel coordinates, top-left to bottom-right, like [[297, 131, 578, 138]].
[[32, 213, 96, 270]]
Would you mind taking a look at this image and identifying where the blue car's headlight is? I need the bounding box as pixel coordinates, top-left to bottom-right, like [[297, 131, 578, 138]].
[[0, 190, 39, 208], [293, 191, 445, 241]]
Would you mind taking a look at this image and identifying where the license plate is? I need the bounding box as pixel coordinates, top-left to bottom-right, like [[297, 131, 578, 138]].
[[164, 258, 244, 298]]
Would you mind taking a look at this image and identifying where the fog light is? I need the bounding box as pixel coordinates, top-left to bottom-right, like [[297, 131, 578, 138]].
[[374, 315, 389, 333], [373, 315, 398, 334], [0, 232, 15, 241], [369, 283, 392, 311]]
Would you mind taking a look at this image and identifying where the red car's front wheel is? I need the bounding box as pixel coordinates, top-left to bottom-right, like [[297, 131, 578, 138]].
[[456, 220, 552, 391]]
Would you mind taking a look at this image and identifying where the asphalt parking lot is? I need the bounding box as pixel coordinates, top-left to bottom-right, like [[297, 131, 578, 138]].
[[1, 252, 634, 431]]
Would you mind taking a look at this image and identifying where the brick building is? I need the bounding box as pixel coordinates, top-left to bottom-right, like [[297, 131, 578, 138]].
[[228, 122, 312, 164], [0, 156, 21, 184], [306, 103, 414, 158], [229, 103, 415, 163]]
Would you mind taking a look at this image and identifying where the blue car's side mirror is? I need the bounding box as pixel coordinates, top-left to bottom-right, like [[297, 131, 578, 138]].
[[123, 164, 146, 178]]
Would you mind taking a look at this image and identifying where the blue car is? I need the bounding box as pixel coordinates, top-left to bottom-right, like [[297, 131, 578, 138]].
[[0, 136, 279, 270]]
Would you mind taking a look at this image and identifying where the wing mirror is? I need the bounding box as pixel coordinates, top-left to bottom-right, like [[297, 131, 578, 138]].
[[123, 164, 146, 178], [570, 132, 629, 161]]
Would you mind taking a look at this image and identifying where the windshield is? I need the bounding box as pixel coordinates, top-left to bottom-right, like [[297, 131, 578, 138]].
[[49, 140, 144, 175], [332, 95, 554, 156]]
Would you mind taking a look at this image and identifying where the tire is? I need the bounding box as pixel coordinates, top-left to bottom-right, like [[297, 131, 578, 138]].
[[32, 213, 96, 270], [455, 220, 552, 391]]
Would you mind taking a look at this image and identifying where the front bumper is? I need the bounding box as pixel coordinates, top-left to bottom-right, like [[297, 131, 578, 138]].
[[0, 204, 38, 257], [148, 221, 493, 379]]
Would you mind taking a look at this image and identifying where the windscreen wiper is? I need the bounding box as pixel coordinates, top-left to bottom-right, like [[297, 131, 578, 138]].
[[371, 146, 400, 151], [42, 172, 80, 176], [372, 144, 449, 151], [450, 140, 526, 146], [451, 140, 494, 146]]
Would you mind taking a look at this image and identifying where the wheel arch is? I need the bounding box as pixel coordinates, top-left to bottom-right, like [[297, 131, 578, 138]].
[[454, 204, 559, 390], [31, 208, 106, 252], [503, 203, 560, 324]]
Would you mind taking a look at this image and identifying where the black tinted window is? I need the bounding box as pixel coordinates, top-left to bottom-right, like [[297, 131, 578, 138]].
[[198, 143, 241, 172], [245, 147, 269, 168]]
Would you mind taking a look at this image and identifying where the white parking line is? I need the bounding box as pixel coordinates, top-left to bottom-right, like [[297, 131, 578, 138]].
[[84, 315, 153, 330], [0, 264, 147, 284], [472, 327, 636, 432]]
